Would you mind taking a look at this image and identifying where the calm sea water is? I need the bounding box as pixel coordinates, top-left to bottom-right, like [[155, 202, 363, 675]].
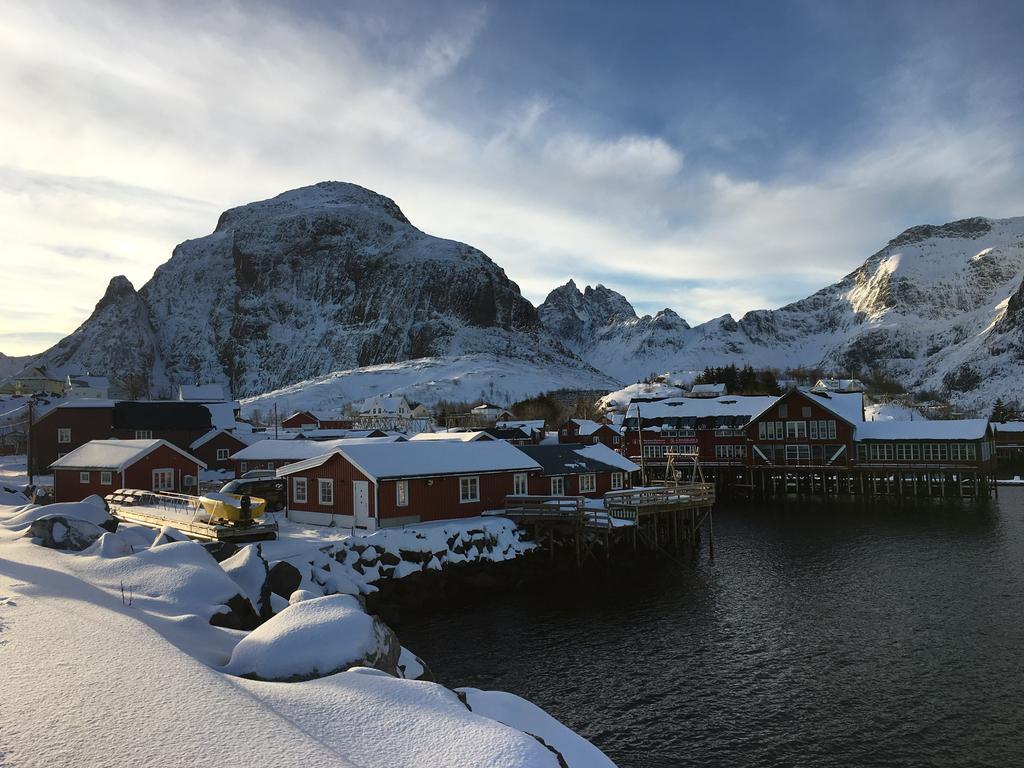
[[390, 488, 1024, 768]]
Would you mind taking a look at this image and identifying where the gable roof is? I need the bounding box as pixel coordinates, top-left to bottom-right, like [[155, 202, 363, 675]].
[[408, 431, 495, 442], [50, 438, 206, 471], [567, 419, 619, 436], [231, 436, 401, 462], [277, 440, 541, 481], [189, 428, 267, 451], [483, 426, 532, 441], [626, 395, 779, 423], [746, 389, 864, 427], [496, 419, 545, 431], [856, 419, 990, 441], [516, 443, 640, 476], [66, 375, 110, 389], [178, 383, 226, 401]]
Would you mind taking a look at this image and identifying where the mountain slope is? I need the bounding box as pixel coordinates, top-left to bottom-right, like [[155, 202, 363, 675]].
[[539, 217, 1024, 411], [32, 182, 600, 398]]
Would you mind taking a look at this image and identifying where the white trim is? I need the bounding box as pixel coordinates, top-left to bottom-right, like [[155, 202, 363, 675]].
[[216, 448, 230, 461], [135, 430, 153, 439], [293, 477, 308, 504], [152, 467, 175, 491], [100, 471, 112, 485], [611, 472, 624, 490], [512, 472, 528, 496], [58, 428, 71, 444], [459, 475, 480, 503], [579, 473, 596, 493], [396, 479, 409, 507], [318, 478, 334, 506], [79, 471, 90, 483], [550, 476, 565, 496]]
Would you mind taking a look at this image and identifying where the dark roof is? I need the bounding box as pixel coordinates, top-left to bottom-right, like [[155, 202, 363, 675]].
[[112, 401, 213, 431], [516, 444, 630, 476], [483, 427, 530, 441]]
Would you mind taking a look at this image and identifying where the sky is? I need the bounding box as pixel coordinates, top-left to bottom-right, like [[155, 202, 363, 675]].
[[2, 0, 1024, 356]]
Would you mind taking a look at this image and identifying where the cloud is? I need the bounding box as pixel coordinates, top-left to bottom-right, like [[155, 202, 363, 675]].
[[0, 1, 1021, 358]]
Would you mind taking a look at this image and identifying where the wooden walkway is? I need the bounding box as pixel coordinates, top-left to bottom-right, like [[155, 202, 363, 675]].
[[105, 489, 279, 543], [501, 483, 716, 565]]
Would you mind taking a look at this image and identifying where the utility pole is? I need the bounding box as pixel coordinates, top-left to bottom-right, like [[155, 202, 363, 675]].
[[26, 399, 34, 486], [273, 402, 279, 440]]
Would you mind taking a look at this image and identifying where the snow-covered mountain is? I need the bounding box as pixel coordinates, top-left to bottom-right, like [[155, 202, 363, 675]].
[[0, 352, 35, 380], [31, 182, 608, 398], [539, 217, 1024, 411]]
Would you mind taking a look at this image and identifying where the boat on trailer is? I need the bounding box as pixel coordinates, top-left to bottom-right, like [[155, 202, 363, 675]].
[[104, 488, 279, 542]]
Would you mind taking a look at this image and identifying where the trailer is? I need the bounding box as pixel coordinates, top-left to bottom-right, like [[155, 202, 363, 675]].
[[104, 488, 279, 543]]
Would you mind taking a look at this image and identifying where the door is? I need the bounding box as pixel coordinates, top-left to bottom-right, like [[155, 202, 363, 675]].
[[353, 481, 370, 528]]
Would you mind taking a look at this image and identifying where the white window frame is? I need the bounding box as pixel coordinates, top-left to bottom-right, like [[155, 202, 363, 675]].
[[550, 476, 565, 496], [100, 471, 112, 485], [459, 476, 480, 503], [611, 472, 624, 490], [239, 461, 248, 473], [579, 473, 596, 493], [513, 472, 528, 496], [135, 430, 153, 439], [58, 428, 71, 444], [318, 478, 334, 506], [293, 477, 307, 504], [79, 471, 90, 483], [396, 480, 409, 507], [152, 468, 175, 491], [216, 448, 230, 461]]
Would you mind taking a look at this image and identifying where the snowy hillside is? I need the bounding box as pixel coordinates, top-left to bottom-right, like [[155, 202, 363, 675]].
[[240, 353, 619, 417], [539, 217, 1024, 413], [31, 182, 600, 397], [0, 351, 34, 380]]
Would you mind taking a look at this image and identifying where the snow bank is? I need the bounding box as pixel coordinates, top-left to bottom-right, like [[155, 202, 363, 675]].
[[460, 688, 617, 768], [224, 594, 399, 681], [0, 495, 109, 532]]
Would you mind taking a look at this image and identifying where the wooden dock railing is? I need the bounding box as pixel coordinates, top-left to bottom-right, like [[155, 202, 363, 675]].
[[503, 495, 585, 522]]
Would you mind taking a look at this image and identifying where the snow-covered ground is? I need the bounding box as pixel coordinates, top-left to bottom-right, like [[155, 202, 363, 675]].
[[0, 495, 613, 767], [864, 402, 927, 421], [0, 453, 50, 489], [239, 353, 618, 417]]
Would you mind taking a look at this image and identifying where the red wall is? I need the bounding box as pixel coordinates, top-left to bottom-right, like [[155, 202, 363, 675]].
[[192, 432, 247, 471], [743, 390, 856, 467], [54, 444, 202, 503], [527, 469, 631, 498], [282, 453, 376, 518], [32, 407, 115, 474]]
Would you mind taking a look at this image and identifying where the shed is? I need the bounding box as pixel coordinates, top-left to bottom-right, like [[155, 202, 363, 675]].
[[50, 439, 206, 502]]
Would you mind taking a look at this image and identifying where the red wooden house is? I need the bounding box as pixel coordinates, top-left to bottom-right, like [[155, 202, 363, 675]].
[[190, 429, 265, 471], [515, 443, 639, 498], [854, 419, 996, 470], [743, 389, 863, 468], [50, 439, 205, 503], [277, 440, 541, 529], [557, 419, 623, 449], [280, 410, 354, 430]]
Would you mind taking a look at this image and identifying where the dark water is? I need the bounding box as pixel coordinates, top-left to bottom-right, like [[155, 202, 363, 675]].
[[390, 488, 1024, 767]]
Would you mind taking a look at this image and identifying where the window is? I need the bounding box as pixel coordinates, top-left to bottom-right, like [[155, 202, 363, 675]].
[[152, 468, 175, 491], [785, 445, 810, 462], [827, 421, 837, 440], [785, 421, 807, 439], [459, 476, 480, 503], [239, 461, 248, 473], [579, 473, 596, 493], [513, 472, 528, 495], [135, 430, 152, 439], [216, 448, 230, 461], [550, 476, 565, 496], [58, 428, 71, 444], [318, 479, 334, 505], [183, 475, 196, 487], [79, 471, 90, 483], [293, 478, 307, 503], [100, 471, 112, 485], [612, 435, 620, 445], [611, 472, 624, 490], [396, 480, 409, 507]]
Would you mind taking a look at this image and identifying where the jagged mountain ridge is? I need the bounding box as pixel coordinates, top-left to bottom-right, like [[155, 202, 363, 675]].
[[31, 182, 609, 397], [538, 216, 1024, 410]]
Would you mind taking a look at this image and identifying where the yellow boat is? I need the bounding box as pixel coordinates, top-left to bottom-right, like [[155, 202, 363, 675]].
[[198, 492, 267, 524]]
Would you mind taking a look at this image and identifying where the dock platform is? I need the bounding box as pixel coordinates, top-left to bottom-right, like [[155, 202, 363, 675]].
[[105, 489, 279, 543]]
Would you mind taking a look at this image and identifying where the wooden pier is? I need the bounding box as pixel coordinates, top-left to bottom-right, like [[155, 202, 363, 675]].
[[500, 483, 716, 565], [105, 489, 279, 543]]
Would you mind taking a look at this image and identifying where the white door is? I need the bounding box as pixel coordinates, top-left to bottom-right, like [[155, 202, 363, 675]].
[[353, 481, 370, 528]]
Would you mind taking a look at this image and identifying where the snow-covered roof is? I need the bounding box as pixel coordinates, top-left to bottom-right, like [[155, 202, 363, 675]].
[[189, 428, 267, 451], [50, 439, 206, 471], [496, 419, 545, 431], [204, 402, 240, 429], [627, 395, 779, 421], [689, 383, 727, 395], [516, 443, 639, 476], [994, 421, 1024, 433], [278, 440, 541, 481], [178, 384, 227, 401], [814, 378, 864, 392], [472, 402, 505, 411], [568, 419, 619, 436], [66, 375, 110, 389], [359, 394, 409, 414], [232, 436, 401, 462], [803, 390, 865, 424], [856, 419, 990, 441], [409, 431, 495, 442]]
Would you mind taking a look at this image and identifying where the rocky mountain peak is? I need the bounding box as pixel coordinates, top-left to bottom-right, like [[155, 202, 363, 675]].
[[886, 217, 993, 249], [214, 181, 411, 233], [95, 275, 137, 312]]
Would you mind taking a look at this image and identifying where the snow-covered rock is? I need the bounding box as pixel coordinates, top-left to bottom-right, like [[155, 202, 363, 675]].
[[26, 515, 107, 551], [224, 594, 401, 681]]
